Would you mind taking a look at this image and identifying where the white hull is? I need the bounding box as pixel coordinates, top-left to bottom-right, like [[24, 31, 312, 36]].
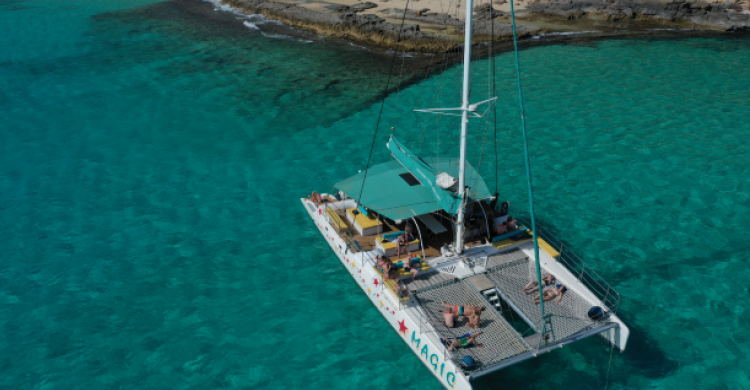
[[302, 196, 629, 389], [302, 197, 472, 390]]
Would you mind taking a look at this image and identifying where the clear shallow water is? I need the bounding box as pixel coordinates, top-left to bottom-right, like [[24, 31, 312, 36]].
[[1, 0, 750, 389]]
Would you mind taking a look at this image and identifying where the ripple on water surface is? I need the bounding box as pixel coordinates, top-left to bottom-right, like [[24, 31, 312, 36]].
[[1, 0, 750, 389]]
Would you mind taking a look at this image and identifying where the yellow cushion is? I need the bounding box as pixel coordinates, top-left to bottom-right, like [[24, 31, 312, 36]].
[[383, 277, 410, 302], [325, 209, 347, 231], [491, 235, 532, 249], [522, 231, 561, 258], [346, 208, 382, 230], [395, 263, 431, 278], [537, 238, 560, 258]]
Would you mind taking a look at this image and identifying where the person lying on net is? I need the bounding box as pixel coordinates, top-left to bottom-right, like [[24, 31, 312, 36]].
[[441, 331, 485, 351], [533, 284, 567, 305], [440, 301, 486, 328], [522, 273, 556, 295]]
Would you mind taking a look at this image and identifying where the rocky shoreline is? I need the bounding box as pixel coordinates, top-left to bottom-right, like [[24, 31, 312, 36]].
[[220, 0, 750, 52]]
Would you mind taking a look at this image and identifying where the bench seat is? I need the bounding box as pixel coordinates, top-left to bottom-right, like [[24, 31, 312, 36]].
[[376, 236, 421, 257], [537, 237, 560, 257], [393, 258, 432, 278], [372, 267, 411, 302], [491, 234, 533, 250], [326, 208, 348, 231], [346, 208, 383, 236], [491, 227, 528, 242]]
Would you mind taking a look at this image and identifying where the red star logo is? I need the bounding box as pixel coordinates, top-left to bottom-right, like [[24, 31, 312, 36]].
[[373, 279, 379, 287]]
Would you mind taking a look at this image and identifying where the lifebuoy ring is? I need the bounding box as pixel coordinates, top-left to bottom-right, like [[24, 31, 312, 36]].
[[311, 191, 322, 203]]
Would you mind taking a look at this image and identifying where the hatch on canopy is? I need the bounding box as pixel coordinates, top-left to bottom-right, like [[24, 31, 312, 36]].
[[335, 136, 492, 221]]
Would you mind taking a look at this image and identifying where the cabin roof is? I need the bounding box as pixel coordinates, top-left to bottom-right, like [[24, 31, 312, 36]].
[[336, 137, 492, 221]]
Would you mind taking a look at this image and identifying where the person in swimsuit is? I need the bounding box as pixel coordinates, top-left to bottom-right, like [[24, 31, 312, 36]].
[[442, 330, 485, 351], [522, 273, 556, 295], [376, 255, 397, 280], [505, 216, 518, 232], [438, 305, 459, 327], [439, 301, 486, 328], [494, 214, 518, 236], [396, 231, 415, 260], [394, 282, 409, 299], [393, 256, 421, 281], [533, 284, 567, 305]]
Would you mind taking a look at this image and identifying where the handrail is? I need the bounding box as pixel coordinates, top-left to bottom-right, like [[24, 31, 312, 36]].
[[521, 215, 620, 314], [498, 201, 621, 315]]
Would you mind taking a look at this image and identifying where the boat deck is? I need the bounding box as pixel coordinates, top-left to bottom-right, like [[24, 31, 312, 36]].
[[335, 209, 466, 259], [410, 248, 614, 372], [486, 254, 601, 342], [413, 278, 532, 368]]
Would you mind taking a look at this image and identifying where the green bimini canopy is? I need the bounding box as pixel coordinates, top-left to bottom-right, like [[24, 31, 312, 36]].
[[335, 136, 492, 221]]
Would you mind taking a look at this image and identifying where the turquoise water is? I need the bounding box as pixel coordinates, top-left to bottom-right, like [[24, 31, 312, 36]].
[[1, 0, 750, 388]]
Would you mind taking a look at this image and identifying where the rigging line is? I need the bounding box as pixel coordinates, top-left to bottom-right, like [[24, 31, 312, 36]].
[[469, 0, 495, 193], [603, 328, 616, 390], [508, 0, 547, 346], [356, 0, 414, 206], [470, 0, 495, 186], [413, 54, 439, 147], [490, 0, 498, 194]]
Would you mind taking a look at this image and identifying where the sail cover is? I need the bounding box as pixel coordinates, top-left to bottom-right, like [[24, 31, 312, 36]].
[[335, 136, 492, 221]]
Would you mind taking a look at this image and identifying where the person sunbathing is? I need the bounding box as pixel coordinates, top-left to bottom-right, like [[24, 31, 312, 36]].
[[505, 216, 518, 232], [393, 256, 421, 281], [438, 306, 459, 327], [376, 255, 398, 280], [440, 301, 485, 328], [441, 331, 485, 351], [533, 284, 567, 305], [396, 231, 415, 259], [522, 273, 556, 295]]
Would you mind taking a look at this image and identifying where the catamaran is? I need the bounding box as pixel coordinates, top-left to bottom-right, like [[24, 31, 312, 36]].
[[300, 1, 629, 388]]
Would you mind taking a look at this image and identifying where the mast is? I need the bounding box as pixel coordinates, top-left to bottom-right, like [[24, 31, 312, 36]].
[[454, 0, 474, 254]]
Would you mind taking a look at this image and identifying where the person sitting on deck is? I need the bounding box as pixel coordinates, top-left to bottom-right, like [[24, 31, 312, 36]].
[[393, 255, 421, 281], [495, 215, 519, 236], [533, 284, 567, 305], [396, 230, 415, 260], [522, 273, 556, 295], [440, 301, 486, 329], [441, 330, 485, 351], [376, 255, 398, 280], [394, 282, 409, 299]]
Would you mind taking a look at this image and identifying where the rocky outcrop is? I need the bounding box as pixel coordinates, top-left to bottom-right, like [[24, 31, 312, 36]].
[[525, 0, 750, 31], [222, 0, 541, 52], [220, 0, 747, 53], [223, 0, 466, 52]]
